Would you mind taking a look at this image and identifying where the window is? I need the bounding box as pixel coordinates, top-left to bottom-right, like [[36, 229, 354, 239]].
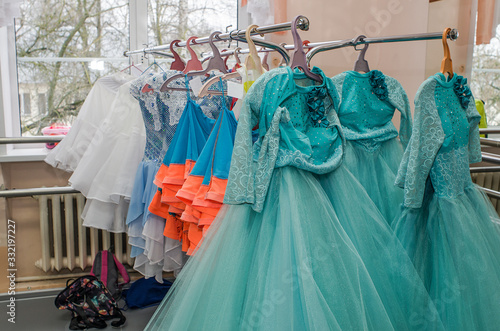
[[1, 0, 237, 146], [15, 0, 130, 136], [20, 93, 31, 116], [38, 93, 48, 115], [471, 25, 500, 126]]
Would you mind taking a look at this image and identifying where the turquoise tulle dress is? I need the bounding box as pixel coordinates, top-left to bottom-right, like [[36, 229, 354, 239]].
[[393, 73, 500, 330], [145, 67, 443, 331], [330, 70, 411, 223]]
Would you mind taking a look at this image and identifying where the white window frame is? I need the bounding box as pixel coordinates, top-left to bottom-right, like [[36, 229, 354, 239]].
[[0, 0, 148, 161]]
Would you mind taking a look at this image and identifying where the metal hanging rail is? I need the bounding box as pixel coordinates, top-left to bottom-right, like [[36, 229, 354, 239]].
[[480, 138, 500, 148], [480, 128, 500, 135], [470, 166, 500, 173], [0, 186, 79, 198], [306, 29, 459, 62], [124, 16, 310, 57], [481, 152, 500, 165], [478, 186, 500, 200], [0, 136, 65, 144]]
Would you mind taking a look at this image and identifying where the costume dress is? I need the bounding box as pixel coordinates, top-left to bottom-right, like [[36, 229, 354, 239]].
[[45, 72, 133, 172], [150, 78, 216, 254], [126, 71, 185, 281], [145, 67, 443, 331], [330, 70, 411, 222], [69, 79, 145, 233], [393, 73, 500, 330]]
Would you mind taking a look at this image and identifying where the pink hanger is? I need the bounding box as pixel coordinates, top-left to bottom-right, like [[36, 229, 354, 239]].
[[169, 39, 186, 71], [183, 37, 203, 74]]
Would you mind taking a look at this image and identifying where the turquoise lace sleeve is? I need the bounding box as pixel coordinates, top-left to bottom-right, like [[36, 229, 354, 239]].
[[395, 79, 445, 208], [330, 72, 347, 100], [466, 95, 482, 163], [223, 69, 286, 206], [386, 76, 412, 149]]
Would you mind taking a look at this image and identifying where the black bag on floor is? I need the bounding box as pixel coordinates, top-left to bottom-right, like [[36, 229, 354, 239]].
[[55, 275, 126, 330]]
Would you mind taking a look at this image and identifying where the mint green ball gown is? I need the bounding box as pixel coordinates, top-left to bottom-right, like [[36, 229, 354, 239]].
[[145, 67, 444, 330], [394, 73, 500, 330]]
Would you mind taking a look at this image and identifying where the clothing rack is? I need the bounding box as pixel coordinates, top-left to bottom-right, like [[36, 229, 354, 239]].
[[306, 29, 459, 62], [199, 29, 459, 64], [123, 16, 310, 57]]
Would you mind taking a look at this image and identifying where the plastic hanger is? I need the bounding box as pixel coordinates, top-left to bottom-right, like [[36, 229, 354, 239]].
[[140, 56, 165, 93], [440, 28, 453, 78], [233, 47, 242, 70], [120, 61, 143, 74], [183, 36, 203, 73], [160, 32, 228, 92], [261, 47, 270, 71], [221, 49, 230, 70], [198, 71, 240, 97], [353, 35, 370, 73], [169, 39, 186, 71], [244, 25, 266, 74], [289, 16, 322, 83]]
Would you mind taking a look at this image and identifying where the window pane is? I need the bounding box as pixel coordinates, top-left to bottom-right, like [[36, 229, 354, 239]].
[[15, 0, 129, 135], [471, 26, 500, 127], [148, 0, 238, 62]]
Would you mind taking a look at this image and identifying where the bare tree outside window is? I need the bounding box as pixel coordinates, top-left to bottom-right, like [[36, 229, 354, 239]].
[[15, 0, 236, 136]]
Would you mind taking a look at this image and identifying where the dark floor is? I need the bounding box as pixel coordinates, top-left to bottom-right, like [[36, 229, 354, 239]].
[[0, 288, 158, 331]]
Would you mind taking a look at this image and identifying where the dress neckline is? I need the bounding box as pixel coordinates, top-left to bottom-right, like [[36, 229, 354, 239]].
[[434, 72, 458, 87], [286, 66, 328, 93]]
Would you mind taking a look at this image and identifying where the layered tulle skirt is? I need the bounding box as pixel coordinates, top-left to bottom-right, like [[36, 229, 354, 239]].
[[146, 166, 443, 331], [126, 160, 185, 282], [343, 138, 404, 223], [393, 184, 500, 330]]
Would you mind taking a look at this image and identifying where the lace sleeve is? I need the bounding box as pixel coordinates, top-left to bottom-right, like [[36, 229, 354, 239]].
[[466, 95, 482, 163], [395, 79, 445, 208], [386, 76, 412, 149], [224, 69, 286, 205], [330, 72, 347, 100]]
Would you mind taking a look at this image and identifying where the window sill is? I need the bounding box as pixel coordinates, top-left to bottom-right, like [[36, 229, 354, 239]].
[[0, 147, 50, 163]]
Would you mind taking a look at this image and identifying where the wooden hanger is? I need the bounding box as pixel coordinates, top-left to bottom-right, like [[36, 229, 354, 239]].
[[353, 35, 370, 73], [289, 15, 322, 83], [440, 28, 453, 78], [169, 39, 186, 71]]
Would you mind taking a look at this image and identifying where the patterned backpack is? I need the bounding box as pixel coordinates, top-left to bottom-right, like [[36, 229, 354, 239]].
[[55, 275, 126, 330]]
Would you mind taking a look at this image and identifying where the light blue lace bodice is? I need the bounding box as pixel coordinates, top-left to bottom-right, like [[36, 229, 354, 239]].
[[395, 73, 482, 208], [224, 66, 345, 212], [130, 71, 182, 164], [331, 70, 412, 151]]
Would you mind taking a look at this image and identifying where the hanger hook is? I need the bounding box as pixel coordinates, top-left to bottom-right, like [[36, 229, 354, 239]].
[[234, 47, 242, 64], [208, 31, 223, 56], [353, 35, 368, 51], [245, 24, 264, 73]]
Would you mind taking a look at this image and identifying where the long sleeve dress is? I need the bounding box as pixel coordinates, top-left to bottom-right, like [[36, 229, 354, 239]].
[[393, 72, 500, 330], [330, 70, 411, 223], [145, 66, 444, 331]]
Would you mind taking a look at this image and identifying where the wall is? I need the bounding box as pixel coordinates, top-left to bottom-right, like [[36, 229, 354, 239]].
[[0, 161, 72, 293], [254, 0, 478, 109]]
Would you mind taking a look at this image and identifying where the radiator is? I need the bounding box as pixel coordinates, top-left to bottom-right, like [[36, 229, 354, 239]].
[[35, 193, 134, 272], [472, 172, 500, 215]]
